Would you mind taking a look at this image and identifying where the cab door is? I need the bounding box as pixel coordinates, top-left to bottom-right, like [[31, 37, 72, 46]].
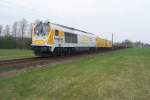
[[54, 30, 64, 47]]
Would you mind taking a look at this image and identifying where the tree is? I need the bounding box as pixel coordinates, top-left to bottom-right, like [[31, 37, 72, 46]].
[[19, 18, 28, 49], [0, 25, 3, 37], [4, 25, 10, 36], [12, 21, 19, 48], [122, 39, 133, 48], [134, 41, 146, 48], [12, 21, 18, 38]]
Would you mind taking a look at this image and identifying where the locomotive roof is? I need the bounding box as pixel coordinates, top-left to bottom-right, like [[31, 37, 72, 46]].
[[52, 23, 95, 35]]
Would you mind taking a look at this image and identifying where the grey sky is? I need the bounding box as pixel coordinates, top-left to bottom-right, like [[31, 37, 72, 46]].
[[0, 0, 150, 43]]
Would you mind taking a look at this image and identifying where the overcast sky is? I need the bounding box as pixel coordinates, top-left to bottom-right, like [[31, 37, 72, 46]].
[[0, 0, 150, 43]]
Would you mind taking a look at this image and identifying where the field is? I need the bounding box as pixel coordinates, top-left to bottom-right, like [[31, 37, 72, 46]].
[[0, 49, 35, 60], [0, 48, 150, 100]]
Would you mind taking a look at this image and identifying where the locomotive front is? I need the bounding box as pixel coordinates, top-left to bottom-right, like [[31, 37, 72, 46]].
[[31, 22, 53, 56]]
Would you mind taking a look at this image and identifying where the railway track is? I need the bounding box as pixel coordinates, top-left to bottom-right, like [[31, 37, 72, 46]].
[[0, 57, 64, 72], [0, 52, 89, 75], [0, 48, 126, 77], [0, 57, 38, 65]]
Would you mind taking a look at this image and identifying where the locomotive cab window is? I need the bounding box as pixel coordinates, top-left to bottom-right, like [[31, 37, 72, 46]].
[[55, 30, 59, 36], [34, 22, 50, 36]]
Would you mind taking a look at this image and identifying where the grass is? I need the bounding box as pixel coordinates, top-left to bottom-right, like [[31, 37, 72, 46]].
[[0, 48, 150, 100], [0, 49, 35, 60]]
